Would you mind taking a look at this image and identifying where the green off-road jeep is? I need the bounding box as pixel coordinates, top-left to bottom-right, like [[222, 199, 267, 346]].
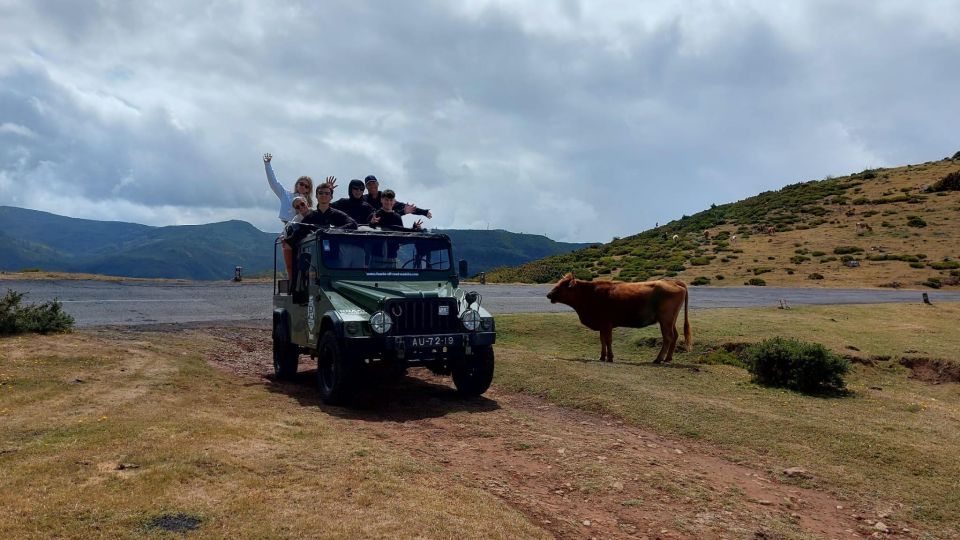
[[272, 227, 496, 404]]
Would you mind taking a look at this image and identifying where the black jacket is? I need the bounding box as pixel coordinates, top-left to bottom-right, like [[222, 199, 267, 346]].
[[286, 208, 357, 244], [332, 197, 375, 224], [363, 193, 430, 216], [370, 210, 422, 232]]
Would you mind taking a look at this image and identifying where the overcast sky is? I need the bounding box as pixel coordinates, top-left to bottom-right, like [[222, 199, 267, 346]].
[[1, 1, 958, 242]]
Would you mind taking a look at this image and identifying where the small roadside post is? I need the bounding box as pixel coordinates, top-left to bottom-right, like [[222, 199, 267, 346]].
[[234, 266, 243, 282]]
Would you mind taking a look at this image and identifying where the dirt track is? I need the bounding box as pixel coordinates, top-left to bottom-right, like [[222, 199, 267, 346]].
[[206, 326, 909, 539]]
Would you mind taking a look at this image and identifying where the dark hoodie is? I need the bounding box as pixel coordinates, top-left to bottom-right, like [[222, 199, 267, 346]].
[[332, 179, 375, 223]]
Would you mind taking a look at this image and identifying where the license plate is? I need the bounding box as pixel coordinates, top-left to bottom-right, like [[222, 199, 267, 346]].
[[404, 335, 461, 349]]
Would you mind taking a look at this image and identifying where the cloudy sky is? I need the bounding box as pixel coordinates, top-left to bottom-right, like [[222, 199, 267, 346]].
[[1, 1, 958, 242]]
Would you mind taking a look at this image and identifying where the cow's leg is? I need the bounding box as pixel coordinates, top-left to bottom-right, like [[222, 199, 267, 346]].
[[598, 332, 607, 362], [654, 320, 674, 363], [602, 327, 614, 362], [664, 322, 680, 362]]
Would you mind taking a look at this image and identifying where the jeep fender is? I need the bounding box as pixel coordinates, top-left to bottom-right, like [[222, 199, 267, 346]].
[[320, 311, 345, 340], [273, 309, 290, 329]]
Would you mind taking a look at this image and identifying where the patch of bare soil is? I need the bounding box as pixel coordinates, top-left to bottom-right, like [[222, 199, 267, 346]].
[[899, 357, 960, 384], [205, 326, 910, 539]]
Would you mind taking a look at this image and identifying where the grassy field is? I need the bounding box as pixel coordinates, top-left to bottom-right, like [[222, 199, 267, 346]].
[[495, 303, 960, 535], [0, 330, 545, 539], [2, 303, 959, 537]]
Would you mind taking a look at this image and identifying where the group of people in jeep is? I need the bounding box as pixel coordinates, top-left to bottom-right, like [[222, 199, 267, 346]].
[[264, 153, 433, 277]]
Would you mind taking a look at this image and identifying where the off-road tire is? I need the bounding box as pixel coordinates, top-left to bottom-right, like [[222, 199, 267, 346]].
[[317, 331, 356, 405], [452, 345, 494, 397], [272, 315, 299, 380]]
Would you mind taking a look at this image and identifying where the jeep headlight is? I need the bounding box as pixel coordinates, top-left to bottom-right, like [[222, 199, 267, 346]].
[[460, 309, 481, 331], [370, 311, 392, 334]]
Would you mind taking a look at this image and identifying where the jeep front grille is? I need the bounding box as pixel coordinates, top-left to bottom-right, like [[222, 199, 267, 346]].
[[385, 298, 459, 335]]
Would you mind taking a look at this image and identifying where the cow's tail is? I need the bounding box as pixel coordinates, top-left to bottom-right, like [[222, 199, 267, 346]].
[[682, 282, 692, 351]]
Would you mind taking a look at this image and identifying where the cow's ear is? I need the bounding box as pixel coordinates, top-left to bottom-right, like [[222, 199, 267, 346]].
[[567, 273, 576, 287]]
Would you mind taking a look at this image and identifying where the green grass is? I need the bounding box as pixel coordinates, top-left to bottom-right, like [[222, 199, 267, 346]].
[[493, 303, 960, 535]]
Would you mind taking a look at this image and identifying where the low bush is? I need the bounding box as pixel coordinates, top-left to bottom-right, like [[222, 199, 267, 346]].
[[752, 267, 773, 275], [789, 255, 810, 264], [808, 273, 825, 280], [714, 274, 725, 280], [833, 246, 863, 255], [746, 278, 766, 286], [689, 256, 711, 266], [923, 278, 942, 289], [0, 289, 75, 335], [810, 251, 826, 257], [929, 260, 960, 270], [906, 216, 927, 228], [743, 337, 850, 393], [910, 262, 926, 269], [925, 171, 960, 192], [691, 276, 711, 286]]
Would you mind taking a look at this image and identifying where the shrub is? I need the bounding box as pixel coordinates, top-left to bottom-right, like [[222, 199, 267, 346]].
[[909, 262, 926, 269], [0, 289, 75, 335], [691, 276, 711, 286], [789, 255, 810, 264], [714, 274, 725, 280], [811, 251, 826, 257], [746, 278, 766, 286], [925, 171, 960, 192], [689, 256, 711, 266], [752, 267, 773, 275], [808, 273, 824, 280], [929, 260, 960, 270], [923, 278, 942, 289], [906, 216, 927, 228], [744, 337, 849, 393], [833, 246, 863, 255]]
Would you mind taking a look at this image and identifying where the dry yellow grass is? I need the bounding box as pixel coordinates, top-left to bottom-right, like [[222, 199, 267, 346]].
[[0, 330, 546, 539]]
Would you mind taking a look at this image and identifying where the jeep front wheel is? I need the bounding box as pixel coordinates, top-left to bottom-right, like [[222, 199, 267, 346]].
[[317, 331, 355, 405], [452, 345, 494, 397], [272, 315, 299, 380]]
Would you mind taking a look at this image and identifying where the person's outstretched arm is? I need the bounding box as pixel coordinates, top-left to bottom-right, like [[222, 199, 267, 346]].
[[264, 153, 285, 198]]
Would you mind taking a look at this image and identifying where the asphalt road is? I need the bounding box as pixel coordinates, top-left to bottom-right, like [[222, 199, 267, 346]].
[[7, 280, 960, 327]]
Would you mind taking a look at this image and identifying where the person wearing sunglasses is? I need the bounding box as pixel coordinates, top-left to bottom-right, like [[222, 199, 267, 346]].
[[263, 153, 314, 223], [307, 186, 357, 230], [279, 196, 314, 277], [331, 178, 375, 224]]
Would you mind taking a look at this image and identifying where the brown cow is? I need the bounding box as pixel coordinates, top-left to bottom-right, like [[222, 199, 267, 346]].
[[546, 274, 692, 363]]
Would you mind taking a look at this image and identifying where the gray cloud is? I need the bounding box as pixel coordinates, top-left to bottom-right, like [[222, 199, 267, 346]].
[[1, 0, 958, 241]]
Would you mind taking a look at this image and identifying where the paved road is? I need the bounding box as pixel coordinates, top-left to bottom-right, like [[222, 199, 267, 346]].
[[7, 280, 960, 327]]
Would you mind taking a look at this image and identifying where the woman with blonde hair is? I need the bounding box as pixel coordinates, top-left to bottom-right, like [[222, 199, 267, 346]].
[[263, 153, 313, 223]]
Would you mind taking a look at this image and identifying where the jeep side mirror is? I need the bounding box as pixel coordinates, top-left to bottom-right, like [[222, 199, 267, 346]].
[[458, 259, 468, 278]]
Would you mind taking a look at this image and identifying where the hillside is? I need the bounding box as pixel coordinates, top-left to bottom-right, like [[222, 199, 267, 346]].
[[0, 207, 590, 280], [487, 156, 960, 289]]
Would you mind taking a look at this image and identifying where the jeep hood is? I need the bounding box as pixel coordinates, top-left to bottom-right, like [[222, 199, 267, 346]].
[[332, 280, 455, 312]]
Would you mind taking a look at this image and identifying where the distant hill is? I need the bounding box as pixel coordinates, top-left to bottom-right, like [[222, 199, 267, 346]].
[[487, 156, 960, 289], [0, 207, 592, 280], [437, 229, 595, 276]]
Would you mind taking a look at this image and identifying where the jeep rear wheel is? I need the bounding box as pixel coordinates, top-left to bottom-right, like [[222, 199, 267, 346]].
[[317, 331, 356, 405], [452, 345, 494, 397], [272, 315, 299, 380]]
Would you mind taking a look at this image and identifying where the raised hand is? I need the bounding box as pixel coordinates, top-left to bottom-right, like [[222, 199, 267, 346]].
[[263, 153, 272, 163], [370, 214, 381, 225], [425, 210, 433, 219], [403, 203, 417, 215], [325, 176, 337, 192], [412, 219, 424, 230]]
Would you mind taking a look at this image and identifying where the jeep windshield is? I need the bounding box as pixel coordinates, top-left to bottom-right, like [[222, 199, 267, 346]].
[[318, 231, 452, 272]]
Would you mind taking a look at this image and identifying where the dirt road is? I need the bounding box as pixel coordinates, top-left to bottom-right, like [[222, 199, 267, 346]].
[[206, 326, 899, 539]]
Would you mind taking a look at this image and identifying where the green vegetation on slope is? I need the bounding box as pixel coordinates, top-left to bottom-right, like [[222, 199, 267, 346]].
[[488, 157, 960, 287]]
